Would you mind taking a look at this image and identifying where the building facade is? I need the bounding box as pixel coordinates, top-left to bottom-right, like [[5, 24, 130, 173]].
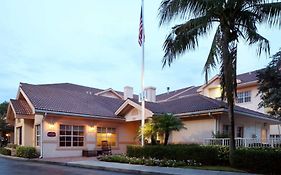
[[6, 70, 281, 158]]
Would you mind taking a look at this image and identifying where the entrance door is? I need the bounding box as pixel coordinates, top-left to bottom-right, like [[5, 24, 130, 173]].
[[261, 128, 267, 143]]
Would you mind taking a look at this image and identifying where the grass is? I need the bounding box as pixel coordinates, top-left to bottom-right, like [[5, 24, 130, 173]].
[[186, 165, 246, 173]]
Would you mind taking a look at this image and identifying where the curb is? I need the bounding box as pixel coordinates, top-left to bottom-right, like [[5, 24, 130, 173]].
[[0, 154, 173, 175]]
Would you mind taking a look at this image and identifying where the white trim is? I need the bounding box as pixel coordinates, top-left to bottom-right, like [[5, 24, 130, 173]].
[[197, 75, 219, 92], [95, 88, 123, 99], [158, 86, 196, 102], [35, 109, 125, 121], [19, 87, 35, 113]]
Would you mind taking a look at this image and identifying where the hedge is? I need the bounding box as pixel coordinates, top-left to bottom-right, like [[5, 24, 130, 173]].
[[232, 148, 281, 174], [0, 147, 11, 156], [16, 146, 39, 159], [127, 144, 229, 165]]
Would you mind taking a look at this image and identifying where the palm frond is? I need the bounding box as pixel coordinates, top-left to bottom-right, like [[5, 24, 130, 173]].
[[245, 29, 270, 56], [158, 0, 213, 25], [162, 16, 213, 67], [203, 26, 222, 82], [254, 2, 281, 27]]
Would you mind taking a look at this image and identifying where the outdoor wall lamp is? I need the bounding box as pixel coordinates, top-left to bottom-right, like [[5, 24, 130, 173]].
[[48, 122, 55, 129], [89, 124, 95, 132]]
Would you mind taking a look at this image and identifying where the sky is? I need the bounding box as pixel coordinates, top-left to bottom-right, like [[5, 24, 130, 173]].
[[0, 0, 280, 101]]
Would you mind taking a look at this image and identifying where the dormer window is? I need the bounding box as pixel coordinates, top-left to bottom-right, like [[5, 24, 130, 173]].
[[237, 91, 251, 103]]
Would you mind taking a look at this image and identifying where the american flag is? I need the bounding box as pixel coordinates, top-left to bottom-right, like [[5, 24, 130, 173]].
[[138, 7, 144, 46]]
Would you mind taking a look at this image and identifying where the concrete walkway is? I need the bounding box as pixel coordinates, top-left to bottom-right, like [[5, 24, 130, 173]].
[[67, 159, 253, 175]]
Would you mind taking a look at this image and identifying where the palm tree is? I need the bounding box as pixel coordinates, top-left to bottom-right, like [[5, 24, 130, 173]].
[[158, 0, 281, 164], [153, 114, 185, 145], [137, 119, 157, 145]]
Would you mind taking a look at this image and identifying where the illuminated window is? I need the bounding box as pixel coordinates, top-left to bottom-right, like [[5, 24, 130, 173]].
[[237, 91, 251, 103], [97, 127, 117, 147], [59, 125, 84, 147], [35, 125, 40, 146]]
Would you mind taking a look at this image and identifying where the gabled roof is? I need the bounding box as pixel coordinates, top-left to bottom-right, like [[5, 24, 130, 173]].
[[19, 83, 125, 118], [156, 86, 200, 102], [10, 99, 32, 115], [33, 83, 139, 100], [236, 69, 261, 84], [117, 94, 279, 123]]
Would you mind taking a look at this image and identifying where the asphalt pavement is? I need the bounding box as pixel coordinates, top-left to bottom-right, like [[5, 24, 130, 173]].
[[0, 157, 133, 175]]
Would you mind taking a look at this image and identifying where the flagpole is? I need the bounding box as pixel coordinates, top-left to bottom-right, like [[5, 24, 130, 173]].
[[140, 0, 145, 147]]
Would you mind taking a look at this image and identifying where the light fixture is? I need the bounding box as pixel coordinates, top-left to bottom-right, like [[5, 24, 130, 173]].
[[48, 122, 55, 129], [89, 124, 95, 132]]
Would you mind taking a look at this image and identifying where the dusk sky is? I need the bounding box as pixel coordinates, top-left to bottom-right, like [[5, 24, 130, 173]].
[[0, 0, 280, 101]]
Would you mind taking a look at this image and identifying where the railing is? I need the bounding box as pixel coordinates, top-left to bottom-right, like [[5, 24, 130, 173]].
[[204, 138, 281, 148]]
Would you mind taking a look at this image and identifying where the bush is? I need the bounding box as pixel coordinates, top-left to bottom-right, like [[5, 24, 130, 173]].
[[232, 148, 281, 174], [127, 144, 229, 165], [0, 147, 11, 156], [98, 154, 200, 167], [16, 146, 39, 159]]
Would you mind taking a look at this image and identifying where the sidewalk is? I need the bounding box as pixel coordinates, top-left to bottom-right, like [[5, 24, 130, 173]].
[[66, 159, 252, 175]]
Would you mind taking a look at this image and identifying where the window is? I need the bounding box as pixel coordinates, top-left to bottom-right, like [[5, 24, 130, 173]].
[[222, 125, 230, 136], [16, 127, 22, 145], [97, 127, 117, 147], [59, 125, 84, 147], [236, 91, 251, 103], [236, 126, 244, 138], [35, 125, 41, 146]]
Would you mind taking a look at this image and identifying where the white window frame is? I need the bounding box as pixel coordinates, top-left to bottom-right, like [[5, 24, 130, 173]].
[[97, 127, 117, 147], [35, 124, 41, 146], [236, 126, 244, 138], [237, 91, 251, 103], [59, 125, 84, 147]]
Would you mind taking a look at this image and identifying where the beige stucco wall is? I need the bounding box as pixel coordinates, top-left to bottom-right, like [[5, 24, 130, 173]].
[[14, 118, 34, 146], [200, 79, 281, 136], [170, 117, 216, 144], [219, 114, 270, 139], [236, 86, 264, 113], [40, 114, 138, 158], [125, 108, 152, 122], [270, 125, 281, 135], [201, 79, 264, 113]]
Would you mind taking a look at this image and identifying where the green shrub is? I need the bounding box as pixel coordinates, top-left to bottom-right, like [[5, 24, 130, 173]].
[[0, 147, 11, 156], [16, 146, 39, 159], [98, 154, 200, 167], [127, 144, 229, 165], [232, 148, 281, 174]]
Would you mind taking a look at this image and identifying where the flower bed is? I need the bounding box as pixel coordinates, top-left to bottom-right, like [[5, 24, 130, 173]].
[[98, 154, 202, 167]]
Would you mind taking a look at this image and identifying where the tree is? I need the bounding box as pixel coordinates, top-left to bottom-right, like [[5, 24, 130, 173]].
[[137, 119, 157, 145], [153, 114, 185, 145], [257, 50, 281, 119], [158, 0, 281, 164], [0, 101, 12, 136]]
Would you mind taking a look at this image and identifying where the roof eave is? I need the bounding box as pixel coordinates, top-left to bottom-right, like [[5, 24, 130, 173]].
[[234, 110, 281, 123], [174, 108, 225, 117], [35, 109, 125, 121]]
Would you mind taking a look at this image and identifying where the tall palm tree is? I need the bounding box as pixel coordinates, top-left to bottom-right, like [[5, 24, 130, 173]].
[[158, 0, 281, 164]]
